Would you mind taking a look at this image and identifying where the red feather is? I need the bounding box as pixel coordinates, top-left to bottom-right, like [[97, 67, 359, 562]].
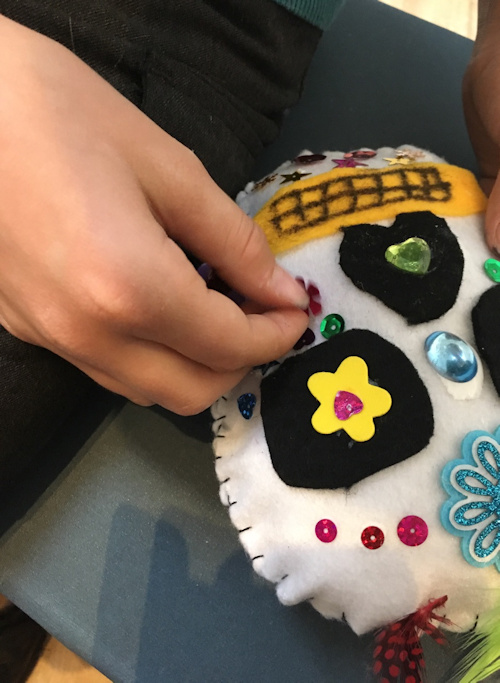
[[373, 596, 452, 683]]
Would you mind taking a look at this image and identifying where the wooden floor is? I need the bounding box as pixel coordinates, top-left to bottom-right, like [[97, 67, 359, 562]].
[[25, 2, 478, 682]]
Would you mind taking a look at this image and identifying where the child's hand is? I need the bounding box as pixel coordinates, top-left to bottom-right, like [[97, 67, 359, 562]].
[[0, 16, 309, 414], [463, 0, 500, 250]]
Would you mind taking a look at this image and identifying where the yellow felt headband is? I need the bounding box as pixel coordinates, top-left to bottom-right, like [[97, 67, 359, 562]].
[[253, 163, 487, 255]]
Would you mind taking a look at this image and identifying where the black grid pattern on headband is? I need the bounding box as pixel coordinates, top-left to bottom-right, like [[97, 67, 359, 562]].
[[268, 166, 452, 237]]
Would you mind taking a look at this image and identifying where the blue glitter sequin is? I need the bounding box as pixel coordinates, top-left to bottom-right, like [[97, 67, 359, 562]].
[[441, 428, 500, 569], [237, 393, 257, 420]]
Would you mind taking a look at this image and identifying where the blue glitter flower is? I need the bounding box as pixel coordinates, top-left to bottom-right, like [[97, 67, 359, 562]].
[[442, 427, 500, 570]]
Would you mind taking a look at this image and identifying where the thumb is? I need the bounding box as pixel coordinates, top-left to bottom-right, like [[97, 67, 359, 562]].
[[484, 172, 500, 251], [136, 139, 309, 309]]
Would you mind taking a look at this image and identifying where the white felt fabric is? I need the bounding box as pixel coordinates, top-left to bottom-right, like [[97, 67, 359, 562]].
[[212, 147, 499, 635]]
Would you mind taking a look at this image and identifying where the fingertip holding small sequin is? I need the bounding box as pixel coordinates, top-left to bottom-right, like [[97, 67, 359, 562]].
[[315, 519, 337, 543], [272, 268, 310, 308], [295, 278, 322, 315], [397, 516, 428, 546]]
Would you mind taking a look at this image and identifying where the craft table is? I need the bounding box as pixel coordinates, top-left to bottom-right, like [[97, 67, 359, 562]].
[[0, 1, 479, 680]]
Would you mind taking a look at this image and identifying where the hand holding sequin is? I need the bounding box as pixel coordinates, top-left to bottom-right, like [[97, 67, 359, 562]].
[[0, 18, 314, 418], [307, 356, 392, 441]]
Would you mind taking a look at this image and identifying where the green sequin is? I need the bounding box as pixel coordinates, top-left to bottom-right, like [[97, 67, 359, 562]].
[[385, 237, 431, 275], [320, 313, 345, 339], [484, 258, 500, 283]]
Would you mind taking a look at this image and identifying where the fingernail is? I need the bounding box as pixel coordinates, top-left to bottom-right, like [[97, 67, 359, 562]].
[[271, 266, 310, 307]]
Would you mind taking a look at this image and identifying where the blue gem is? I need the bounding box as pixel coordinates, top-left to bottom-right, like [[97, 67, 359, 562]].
[[424, 331, 478, 383], [237, 393, 257, 420]]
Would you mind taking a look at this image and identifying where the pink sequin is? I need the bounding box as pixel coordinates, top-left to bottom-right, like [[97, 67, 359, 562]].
[[397, 516, 428, 546], [361, 526, 384, 549], [332, 158, 367, 168], [315, 519, 337, 543], [334, 391, 363, 421]]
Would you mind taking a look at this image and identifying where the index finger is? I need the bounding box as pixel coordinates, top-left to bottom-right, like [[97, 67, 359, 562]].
[[132, 137, 309, 310], [125, 235, 309, 371]]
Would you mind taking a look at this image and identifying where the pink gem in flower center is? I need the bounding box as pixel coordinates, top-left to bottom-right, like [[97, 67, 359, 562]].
[[334, 391, 364, 421]]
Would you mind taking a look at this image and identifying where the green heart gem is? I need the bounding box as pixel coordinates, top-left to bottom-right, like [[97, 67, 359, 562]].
[[385, 237, 431, 275]]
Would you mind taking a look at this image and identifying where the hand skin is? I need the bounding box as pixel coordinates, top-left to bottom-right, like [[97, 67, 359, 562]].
[[463, 0, 500, 249], [0, 15, 309, 415]]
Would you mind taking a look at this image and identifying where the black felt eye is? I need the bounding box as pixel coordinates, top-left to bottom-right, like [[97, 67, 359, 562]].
[[260, 330, 434, 490], [472, 284, 500, 396], [339, 211, 464, 324]]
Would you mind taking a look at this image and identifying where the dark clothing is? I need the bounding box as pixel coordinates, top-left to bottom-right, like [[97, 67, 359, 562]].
[[0, 0, 321, 491]]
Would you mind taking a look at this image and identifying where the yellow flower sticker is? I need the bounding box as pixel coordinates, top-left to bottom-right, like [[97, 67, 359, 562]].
[[307, 356, 392, 442]]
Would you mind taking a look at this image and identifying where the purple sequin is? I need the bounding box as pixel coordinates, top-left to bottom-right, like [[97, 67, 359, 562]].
[[294, 327, 315, 350]]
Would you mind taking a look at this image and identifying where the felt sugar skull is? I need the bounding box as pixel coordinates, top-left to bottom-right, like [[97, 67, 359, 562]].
[[210, 147, 500, 682]]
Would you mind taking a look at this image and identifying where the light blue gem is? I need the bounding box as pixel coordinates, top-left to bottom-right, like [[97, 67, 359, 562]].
[[424, 331, 478, 383]]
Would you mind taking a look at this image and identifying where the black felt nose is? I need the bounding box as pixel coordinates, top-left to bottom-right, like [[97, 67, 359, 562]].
[[260, 330, 434, 490]]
